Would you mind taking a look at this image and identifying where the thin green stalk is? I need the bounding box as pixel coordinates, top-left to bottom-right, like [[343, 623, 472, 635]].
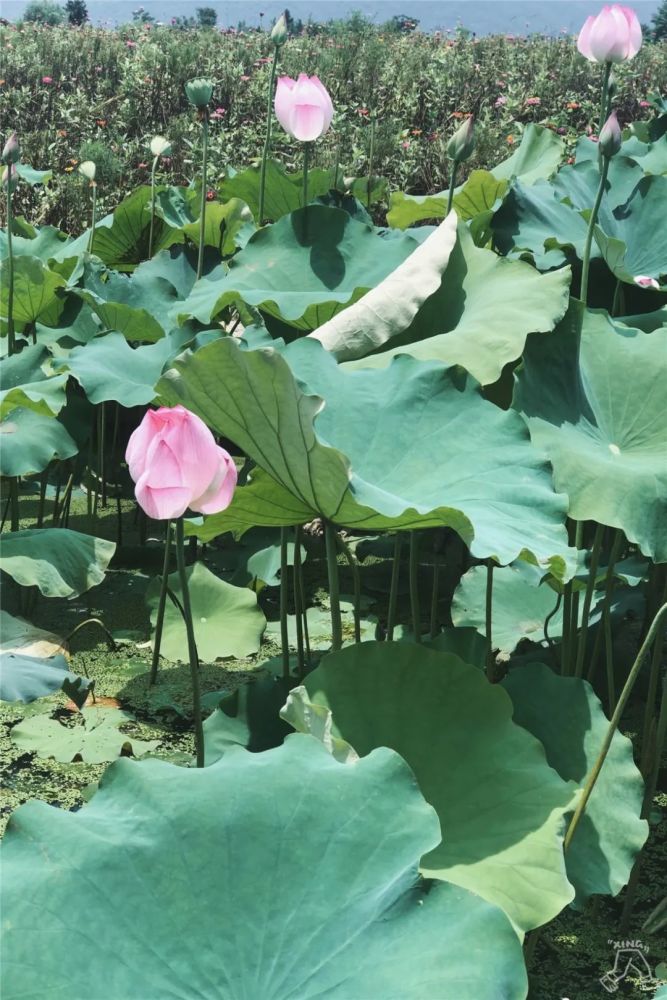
[[148, 154, 159, 258], [337, 534, 361, 643], [409, 531, 422, 643], [37, 469, 48, 528], [386, 533, 403, 640], [485, 560, 495, 680], [324, 521, 343, 651], [429, 555, 441, 639], [302, 141, 310, 209], [279, 527, 290, 679], [580, 155, 610, 305], [446, 160, 458, 216], [586, 528, 624, 684], [574, 522, 604, 678], [149, 520, 173, 685], [561, 584, 573, 675], [5, 177, 15, 354], [57, 472, 74, 528], [564, 602, 667, 851], [366, 114, 376, 211], [175, 518, 204, 768], [196, 112, 209, 281], [9, 477, 19, 532], [258, 44, 279, 225], [598, 60, 612, 161], [87, 182, 97, 255], [639, 574, 667, 774], [331, 141, 341, 191], [293, 526, 306, 676]]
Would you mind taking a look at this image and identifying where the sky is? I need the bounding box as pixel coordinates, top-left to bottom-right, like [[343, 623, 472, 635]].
[[1, 0, 662, 35]]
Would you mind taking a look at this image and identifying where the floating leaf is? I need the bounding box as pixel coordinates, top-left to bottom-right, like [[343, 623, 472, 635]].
[[0, 736, 528, 998], [0, 529, 115, 598], [203, 674, 291, 763], [10, 706, 159, 763]]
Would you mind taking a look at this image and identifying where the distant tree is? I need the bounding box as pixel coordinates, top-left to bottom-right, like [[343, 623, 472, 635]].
[[65, 0, 87, 25], [23, 0, 65, 25], [652, 0, 667, 40], [384, 13, 419, 34], [131, 6, 154, 23], [196, 7, 217, 28]]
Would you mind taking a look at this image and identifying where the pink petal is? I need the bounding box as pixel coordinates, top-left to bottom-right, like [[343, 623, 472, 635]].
[[125, 409, 164, 483], [620, 5, 642, 56], [634, 275, 659, 289], [190, 447, 238, 514], [160, 409, 219, 501], [577, 15, 596, 59], [588, 7, 626, 61], [274, 76, 296, 134], [290, 102, 327, 142], [141, 438, 185, 490], [309, 75, 334, 129], [135, 479, 192, 520]]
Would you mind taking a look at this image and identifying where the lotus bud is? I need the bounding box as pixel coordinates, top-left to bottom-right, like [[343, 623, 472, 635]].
[[150, 135, 171, 157], [78, 160, 97, 181], [446, 115, 475, 163], [270, 12, 288, 46], [577, 4, 642, 63], [599, 111, 622, 159], [185, 78, 213, 110], [2, 131, 19, 165]]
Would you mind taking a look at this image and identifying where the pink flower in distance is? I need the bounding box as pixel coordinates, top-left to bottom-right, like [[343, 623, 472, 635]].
[[634, 275, 659, 289], [125, 406, 237, 521], [577, 5, 642, 63], [274, 74, 334, 142], [41, 75, 53, 84]]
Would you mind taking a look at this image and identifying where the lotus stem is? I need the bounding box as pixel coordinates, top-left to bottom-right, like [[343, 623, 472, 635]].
[[598, 60, 612, 165], [446, 160, 458, 217], [148, 154, 159, 258], [5, 175, 15, 355], [386, 533, 403, 640], [175, 518, 204, 768], [302, 141, 310, 209], [64, 617, 117, 652], [196, 110, 209, 281], [149, 519, 173, 685], [430, 555, 441, 639], [564, 601, 667, 851], [36, 469, 48, 529], [367, 113, 376, 211], [324, 520, 342, 651], [574, 522, 604, 678], [293, 526, 307, 676], [258, 44, 279, 226], [409, 531, 422, 643], [87, 181, 97, 255], [279, 526, 290, 679], [9, 478, 19, 533], [337, 533, 361, 643], [640, 574, 667, 774], [485, 560, 495, 680], [580, 155, 609, 305], [586, 528, 624, 684]]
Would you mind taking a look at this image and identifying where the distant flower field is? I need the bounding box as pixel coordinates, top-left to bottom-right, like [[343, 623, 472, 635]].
[[1, 18, 665, 230]]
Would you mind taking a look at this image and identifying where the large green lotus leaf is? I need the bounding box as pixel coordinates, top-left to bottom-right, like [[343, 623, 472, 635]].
[[0, 737, 528, 1000], [181, 197, 255, 254], [514, 301, 667, 561], [203, 674, 292, 762], [158, 337, 574, 575], [386, 125, 562, 231], [84, 185, 182, 271], [14, 163, 52, 187], [576, 132, 667, 175], [10, 706, 159, 763], [503, 662, 647, 906], [618, 306, 667, 333], [145, 560, 266, 662], [342, 226, 571, 386], [0, 255, 65, 325], [0, 344, 67, 418], [0, 224, 70, 262], [0, 408, 78, 476], [0, 651, 90, 705], [64, 330, 192, 407], [0, 528, 115, 598], [285, 642, 574, 932], [74, 259, 183, 343], [309, 212, 457, 360], [552, 156, 645, 212], [218, 159, 333, 222], [593, 174, 667, 285], [178, 205, 419, 331]]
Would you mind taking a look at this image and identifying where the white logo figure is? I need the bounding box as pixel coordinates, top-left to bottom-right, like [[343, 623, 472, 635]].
[[600, 940, 659, 993]]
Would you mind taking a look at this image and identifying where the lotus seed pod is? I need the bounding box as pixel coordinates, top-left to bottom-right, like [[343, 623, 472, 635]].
[[185, 78, 213, 110], [446, 115, 475, 164], [150, 135, 171, 157], [1, 131, 19, 165]]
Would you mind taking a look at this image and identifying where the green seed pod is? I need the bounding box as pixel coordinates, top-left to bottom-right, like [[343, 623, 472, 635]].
[[185, 78, 213, 110], [2, 131, 19, 166]]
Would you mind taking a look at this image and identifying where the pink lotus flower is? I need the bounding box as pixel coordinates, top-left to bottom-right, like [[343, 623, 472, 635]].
[[126, 406, 237, 521], [41, 76, 53, 84], [525, 96, 541, 106], [274, 74, 334, 142], [634, 275, 659, 289], [577, 5, 642, 63], [495, 95, 507, 107]]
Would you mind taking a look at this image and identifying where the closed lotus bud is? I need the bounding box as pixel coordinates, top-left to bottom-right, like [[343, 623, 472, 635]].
[[270, 12, 288, 46], [185, 78, 213, 110], [2, 131, 19, 165], [150, 135, 171, 157], [78, 160, 97, 181], [125, 405, 238, 520], [599, 111, 622, 158], [577, 4, 642, 63], [446, 115, 475, 163]]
